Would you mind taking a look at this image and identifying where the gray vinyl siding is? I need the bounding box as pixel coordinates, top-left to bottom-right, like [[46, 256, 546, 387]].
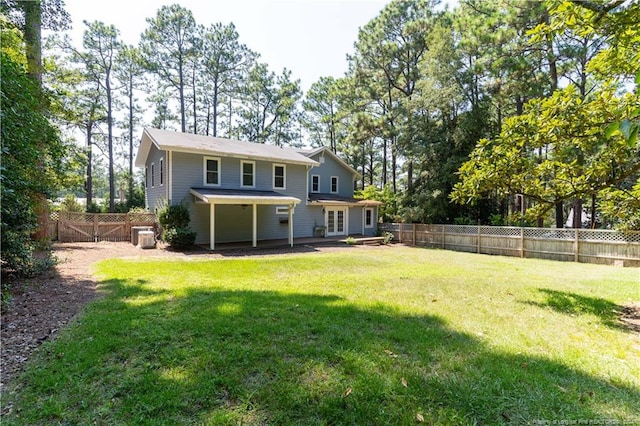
[[350, 206, 363, 235], [307, 152, 356, 197], [169, 150, 314, 244], [145, 144, 168, 212]]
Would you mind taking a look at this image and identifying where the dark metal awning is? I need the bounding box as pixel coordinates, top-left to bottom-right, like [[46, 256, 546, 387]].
[[308, 193, 383, 207]]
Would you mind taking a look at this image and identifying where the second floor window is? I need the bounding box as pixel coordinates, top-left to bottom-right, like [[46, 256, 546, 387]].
[[330, 176, 338, 193], [311, 175, 319, 192], [151, 163, 155, 187], [204, 157, 220, 186], [159, 158, 164, 186], [273, 164, 286, 189], [241, 161, 255, 187]]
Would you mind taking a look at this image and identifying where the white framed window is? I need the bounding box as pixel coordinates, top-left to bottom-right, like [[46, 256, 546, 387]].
[[159, 157, 164, 186], [145, 166, 148, 188], [330, 176, 338, 193], [364, 208, 374, 228], [311, 174, 320, 193], [275, 206, 289, 215], [151, 162, 155, 188], [273, 164, 286, 190], [241, 160, 255, 188], [203, 157, 221, 186]]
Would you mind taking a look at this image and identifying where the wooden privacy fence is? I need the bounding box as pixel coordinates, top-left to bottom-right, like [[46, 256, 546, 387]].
[[49, 212, 157, 243], [379, 223, 640, 266]]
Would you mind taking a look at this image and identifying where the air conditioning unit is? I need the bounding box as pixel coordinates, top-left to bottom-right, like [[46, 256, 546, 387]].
[[138, 230, 156, 249]]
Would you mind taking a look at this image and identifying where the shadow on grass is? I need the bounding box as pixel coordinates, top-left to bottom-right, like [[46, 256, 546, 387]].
[[525, 289, 626, 331], [9, 279, 640, 425]]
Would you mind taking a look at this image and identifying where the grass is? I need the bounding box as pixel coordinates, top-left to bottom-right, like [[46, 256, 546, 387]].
[[4, 246, 639, 425]]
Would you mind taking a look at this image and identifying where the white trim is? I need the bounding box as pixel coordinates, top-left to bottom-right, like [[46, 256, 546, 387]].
[[273, 163, 286, 190], [330, 176, 339, 194], [209, 203, 216, 250], [325, 207, 348, 236], [311, 174, 320, 193], [151, 162, 155, 188], [304, 146, 360, 178], [203, 156, 221, 187], [190, 189, 300, 206], [159, 157, 164, 186], [275, 206, 289, 215], [240, 160, 256, 188], [252, 203, 257, 248], [168, 151, 173, 202], [364, 207, 374, 228]]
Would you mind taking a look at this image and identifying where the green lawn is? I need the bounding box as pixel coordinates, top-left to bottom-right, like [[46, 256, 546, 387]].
[[4, 246, 639, 425]]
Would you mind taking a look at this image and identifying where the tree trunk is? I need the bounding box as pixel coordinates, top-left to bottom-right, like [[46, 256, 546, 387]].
[[555, 202, 564, 228], [212, 77, 219, 137], [179, 58, 186, 132], [22, 0, 48, 239], [107, 79, 115, 213], [86, 121, 94, 208], [192, 66, 197, 133], [572, 198, 583, 229], [128, 76, 134, 202]]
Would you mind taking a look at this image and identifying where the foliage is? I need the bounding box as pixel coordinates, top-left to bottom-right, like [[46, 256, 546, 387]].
[[355, 184, 399, 222], [451, 2, 640, 229], [157, 202, 190, 230], [157, 202, 195, 248], [0, 51, 65, 276], [381, 231, 393, 244], [162, 227, 196, 249], [6, 249, 639, 423], [344, 236, 357, 245], [57, 194, 84, 212]]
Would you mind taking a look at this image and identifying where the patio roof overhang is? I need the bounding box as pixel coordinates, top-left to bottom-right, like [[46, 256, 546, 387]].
[[190, 188, 301, 206], [190, 188, 300, 251]]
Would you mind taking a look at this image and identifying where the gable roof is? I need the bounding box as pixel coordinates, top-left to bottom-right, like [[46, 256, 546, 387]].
[[301, 146, 361, 178], [135, 128, 319, 168]]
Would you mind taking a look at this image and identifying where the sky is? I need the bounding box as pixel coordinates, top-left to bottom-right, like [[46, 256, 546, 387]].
[[61, 0, 397, 93]]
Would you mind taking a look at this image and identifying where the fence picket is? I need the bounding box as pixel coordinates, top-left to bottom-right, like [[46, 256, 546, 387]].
[[48, 212, 157, 243], [379, 223, 640, 266]]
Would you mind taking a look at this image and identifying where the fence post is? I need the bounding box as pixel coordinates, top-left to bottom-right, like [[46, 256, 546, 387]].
[[441, 225, 445, 249], [574, 228, 579, 262], [412, 223, 416, 246], [93, 213, 99, 242], [57, 212, 63, 242], [398, 223, 403, 243], [520, 227, 524, 258], [477, 225, 481, 254], [125, 213, 131, 242]]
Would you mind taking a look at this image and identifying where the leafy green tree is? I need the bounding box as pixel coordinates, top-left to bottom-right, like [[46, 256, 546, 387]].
[[79, 20, 121, 212], [236, 63, 302, 146], [140, 3, 198, 133], [302, 76, 341, 152], [114, 44, 145, 201], [201, 22, 256, 137], [1, 52, 66, 275]]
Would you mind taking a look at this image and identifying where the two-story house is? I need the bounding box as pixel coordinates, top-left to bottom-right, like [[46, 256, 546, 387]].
[[134, 128, 382, 250]]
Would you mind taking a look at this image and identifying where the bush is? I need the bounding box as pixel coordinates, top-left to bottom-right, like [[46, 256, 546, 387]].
[[163, 227, 196, 249], [158, 203, 190, 230], [382, 232, 394, 245]]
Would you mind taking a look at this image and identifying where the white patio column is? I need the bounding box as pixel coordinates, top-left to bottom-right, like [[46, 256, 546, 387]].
[[288, 204, 294, 247], [252, 203, 257, 248], [209, 202, 216, 251]]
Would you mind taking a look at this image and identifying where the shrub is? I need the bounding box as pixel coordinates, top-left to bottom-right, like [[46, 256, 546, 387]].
[[163, 227, 196, 249], [345, 236, 357, 245], [158, 203, 190, 230], [382, 231, 394, 245]]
